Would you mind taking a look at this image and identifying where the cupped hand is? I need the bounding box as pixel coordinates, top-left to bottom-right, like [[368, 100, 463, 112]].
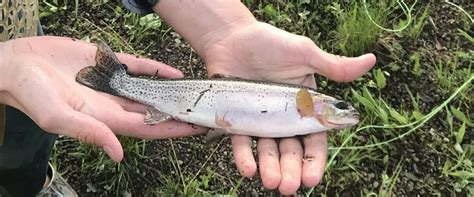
[[0, 36, 206, 162], [203, 22, 376, 194]]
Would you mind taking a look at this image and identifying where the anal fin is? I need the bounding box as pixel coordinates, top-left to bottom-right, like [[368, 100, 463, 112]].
[[144, 107, 173, 125]]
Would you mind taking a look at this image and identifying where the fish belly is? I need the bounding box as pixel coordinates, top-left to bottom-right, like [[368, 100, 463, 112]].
[[157, 90, 328, 137]]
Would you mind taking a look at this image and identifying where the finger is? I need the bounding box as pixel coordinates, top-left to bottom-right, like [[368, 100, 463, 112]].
[[99, 93, 148, 113], [278, 137, 303, 195], [116, 53, 184, 78], [94, 106, 207, 139], [231, 135, 257, 177], [302, 132, 327, 187], [257, 138, 281, 189], [50, 108, 123, 162], [307, 43, 376, 82]]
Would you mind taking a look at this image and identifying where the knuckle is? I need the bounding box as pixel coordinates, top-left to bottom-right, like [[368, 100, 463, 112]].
[[75, 128, 96, 144], [69, 97, 86, 112]]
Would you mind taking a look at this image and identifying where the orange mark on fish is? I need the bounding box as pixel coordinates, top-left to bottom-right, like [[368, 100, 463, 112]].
[[296, 88, 314, 118], [215, 112, 232, 128]]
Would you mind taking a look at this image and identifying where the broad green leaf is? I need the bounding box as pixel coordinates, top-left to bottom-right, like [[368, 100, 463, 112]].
[[264, 4, 278, 21], [412, 111, 424, 120], [454, 143, 463, 153], [456, 122, 466, 144], [449, 171, 474, 178], [352, 89, 375, 111], [442, 160, 451, 174], [378, 107, 389, 123], [389, 108, 408, 124], [362, 86, 377, 106], [375, 69, 386, 89], [446, 107, 454, 132], [383, 155, 389, 165], [457, 29, 474, 43], [450, 106, 473, 126]]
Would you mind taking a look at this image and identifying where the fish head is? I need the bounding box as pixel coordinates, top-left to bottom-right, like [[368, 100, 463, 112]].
[[313, 97, 360, 128]]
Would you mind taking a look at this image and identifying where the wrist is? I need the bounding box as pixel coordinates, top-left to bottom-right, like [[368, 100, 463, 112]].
[[0, 42, 8, 103], [0, 41, 15, 104], [153, 0, 258, 56], [0, 42, 6, 91]]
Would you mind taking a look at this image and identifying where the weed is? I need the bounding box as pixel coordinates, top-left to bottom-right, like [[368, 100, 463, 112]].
[[457, 29, 474, 44], [409, 52, 423, 76], [397, 3, 430, 39], [332, 1, 387, 56], [363, 0, 418, 33], [124, 13, 164, 44], [441, 105, 473, 194], [434, 50, 473, 97], [363, 158, 403, 196]]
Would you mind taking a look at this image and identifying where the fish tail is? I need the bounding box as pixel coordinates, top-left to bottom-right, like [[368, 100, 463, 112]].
[[75, 41, 126, 94]]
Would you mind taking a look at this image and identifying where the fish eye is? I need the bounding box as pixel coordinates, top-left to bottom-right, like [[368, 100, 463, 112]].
[[335, 101, 349, 110]]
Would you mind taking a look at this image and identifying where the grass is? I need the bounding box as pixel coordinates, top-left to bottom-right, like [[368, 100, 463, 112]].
[[40, 0, 473, 195], [333, 1, 388, 56]]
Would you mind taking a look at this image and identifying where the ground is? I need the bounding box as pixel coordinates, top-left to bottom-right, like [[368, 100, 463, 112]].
[[39, 0, 472, 196]]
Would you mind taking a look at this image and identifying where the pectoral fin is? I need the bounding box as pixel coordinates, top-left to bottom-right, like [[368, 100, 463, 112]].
[[204, 129, 229, 145], [144, 107, 173, 125]]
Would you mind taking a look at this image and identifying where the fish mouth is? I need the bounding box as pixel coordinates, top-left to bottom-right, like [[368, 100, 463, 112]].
[[325, 112, 360, 128]]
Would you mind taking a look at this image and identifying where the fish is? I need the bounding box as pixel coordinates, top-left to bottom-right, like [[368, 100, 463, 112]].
[[75, 41, 360, 142]]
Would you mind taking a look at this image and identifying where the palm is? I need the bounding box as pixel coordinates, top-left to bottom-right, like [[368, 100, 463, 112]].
[[205, 22, 316, 87], [202, 22, 376, 194], [2, 36, 206, 162]]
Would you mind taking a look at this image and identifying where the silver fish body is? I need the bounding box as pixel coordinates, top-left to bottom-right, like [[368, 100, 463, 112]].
[[114, 77, 336, 137], [76, 42, 360, 138]]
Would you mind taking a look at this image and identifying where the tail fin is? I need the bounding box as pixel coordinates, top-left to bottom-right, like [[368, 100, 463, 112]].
[[75, 41, 126, 94]]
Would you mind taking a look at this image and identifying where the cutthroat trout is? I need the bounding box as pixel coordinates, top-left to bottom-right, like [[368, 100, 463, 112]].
[[76, 42, 360, 141]]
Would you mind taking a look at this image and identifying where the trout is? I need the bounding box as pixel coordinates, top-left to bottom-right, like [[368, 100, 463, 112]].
[[76, 42, 360, 141]]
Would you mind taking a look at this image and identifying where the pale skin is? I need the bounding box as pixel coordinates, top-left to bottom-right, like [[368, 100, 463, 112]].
[[0, 1, 376, 195]]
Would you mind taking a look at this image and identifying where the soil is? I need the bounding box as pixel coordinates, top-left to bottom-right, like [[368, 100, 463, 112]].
[[40, 0, 472, 196]]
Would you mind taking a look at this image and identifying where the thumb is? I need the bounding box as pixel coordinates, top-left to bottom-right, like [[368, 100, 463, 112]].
[[49, 108, 124, 162], [309, 45, 376, 82]]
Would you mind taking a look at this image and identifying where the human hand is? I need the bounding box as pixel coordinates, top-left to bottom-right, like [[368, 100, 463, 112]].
[[202, 22, 376, 194], [0, 36, 206, 162]]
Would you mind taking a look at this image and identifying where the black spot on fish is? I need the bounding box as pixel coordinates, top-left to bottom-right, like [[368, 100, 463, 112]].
[[186, 109, 193, 112], [260, 110, 268, 113]]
